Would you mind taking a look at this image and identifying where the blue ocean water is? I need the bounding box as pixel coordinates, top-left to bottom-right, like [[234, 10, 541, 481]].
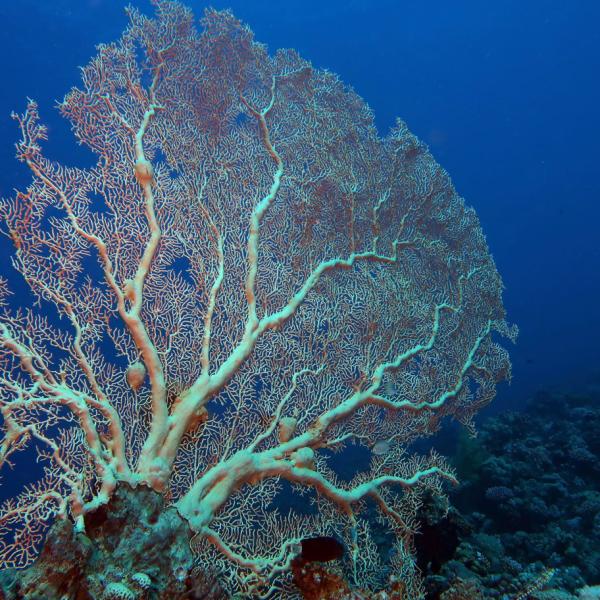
[[1, 0, 598, 410], [0, 1, 599, 596]]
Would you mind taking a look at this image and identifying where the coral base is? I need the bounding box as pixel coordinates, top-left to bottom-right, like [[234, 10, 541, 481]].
[[0, 484, 225, 600]]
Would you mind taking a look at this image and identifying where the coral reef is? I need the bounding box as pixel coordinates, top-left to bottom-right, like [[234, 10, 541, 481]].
[[416, 389, 600, 599]]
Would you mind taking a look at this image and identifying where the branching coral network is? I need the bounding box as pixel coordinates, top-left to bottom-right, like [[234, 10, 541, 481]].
[[0, 1, 515, 596]]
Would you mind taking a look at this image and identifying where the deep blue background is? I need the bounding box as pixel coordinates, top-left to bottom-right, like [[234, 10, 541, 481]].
[[0, 0, 599, 411]]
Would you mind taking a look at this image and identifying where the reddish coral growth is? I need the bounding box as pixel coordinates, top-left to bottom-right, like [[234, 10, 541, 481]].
[[292, 560, 358, 600], [292, 557, 408, 600]]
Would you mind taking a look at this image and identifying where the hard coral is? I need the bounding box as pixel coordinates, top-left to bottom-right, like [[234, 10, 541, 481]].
[[0, 484, 222, 600], [103, 582, 137, 600], [440, 577, 484, 600]]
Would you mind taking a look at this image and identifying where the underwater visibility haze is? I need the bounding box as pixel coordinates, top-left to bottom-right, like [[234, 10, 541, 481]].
[[0, 1, 598, 599]]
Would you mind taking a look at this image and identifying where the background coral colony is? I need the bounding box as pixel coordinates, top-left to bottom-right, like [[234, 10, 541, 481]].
[[0, 0, 598, 599]]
